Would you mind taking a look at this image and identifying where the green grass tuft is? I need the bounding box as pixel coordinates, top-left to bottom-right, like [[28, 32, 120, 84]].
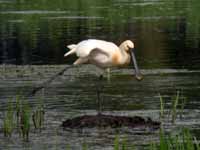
[[149, 128, 200, 150], [171, 91, 180, 123], [3, 99, 15, 137], [20, 103, 31, 141], [32, 106, 45, 130], [159, 91, 187, 123], [159, 93, 164, 119], [82, 143, 88, 150], [114, 135, 120, 150]]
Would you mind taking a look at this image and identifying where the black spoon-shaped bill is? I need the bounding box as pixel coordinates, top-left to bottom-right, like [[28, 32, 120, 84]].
[[130, 49, 143, 81]]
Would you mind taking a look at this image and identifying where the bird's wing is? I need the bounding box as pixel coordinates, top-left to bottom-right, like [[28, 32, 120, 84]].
[[88, 48, 111, 66], [75, 39, 118, 58], [89, 48, 109, 58], [73, 57, 89, 65]]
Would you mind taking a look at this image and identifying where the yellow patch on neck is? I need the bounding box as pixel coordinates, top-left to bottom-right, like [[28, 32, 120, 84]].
[[112, 52, 120, 65]]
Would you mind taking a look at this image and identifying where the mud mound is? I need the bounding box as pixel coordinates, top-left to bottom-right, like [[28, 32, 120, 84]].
[[62, 114, 160, 129]]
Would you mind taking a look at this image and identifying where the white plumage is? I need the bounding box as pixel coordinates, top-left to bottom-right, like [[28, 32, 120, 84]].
[[65, 39, 118, 57], [64, 39, 134, 69]]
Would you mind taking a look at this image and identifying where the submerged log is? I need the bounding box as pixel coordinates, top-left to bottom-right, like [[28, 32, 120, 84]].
[[62, 114, 160, 129]]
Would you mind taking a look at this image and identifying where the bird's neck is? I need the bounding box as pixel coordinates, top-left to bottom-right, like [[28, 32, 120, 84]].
[[119, 43, 128, 58], [118, 47, 130, 66], [119, 43, 126, 51], [119, 43, 129, 56]]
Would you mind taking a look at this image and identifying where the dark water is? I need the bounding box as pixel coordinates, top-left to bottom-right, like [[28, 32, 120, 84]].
[[0, 65, 200, 149], [0, 0, 200, 149], [0, 0, 200, 69]]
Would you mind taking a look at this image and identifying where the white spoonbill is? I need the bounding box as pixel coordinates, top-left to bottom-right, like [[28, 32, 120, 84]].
[[64, 39, 143, 80]]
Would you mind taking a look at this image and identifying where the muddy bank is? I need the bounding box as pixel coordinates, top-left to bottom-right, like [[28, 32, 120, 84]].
[[62, 114, 160, 129]]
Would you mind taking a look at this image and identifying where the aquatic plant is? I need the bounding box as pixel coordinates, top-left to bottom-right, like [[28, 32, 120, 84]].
[[179, 96, 187, 119], [1, 94, 46, 142], [2, 64, 6, 79], [159, 93, 164, 119], [32, 107, 45, 130], [3, 99, 15, 137], [66, 144, 71, 150], [171, 91, 180, 123], [114, 135, 120, 150], [82, 143, 88, 150], [113, 135, 133, 150], [20, 103, 31, 141], [15, 94, 22, 126], [61, 128, 199, 150], [194, 137, 200, 150], [32, 96, 45, 130], [121, 137, 127, 150], [112, 129, 199, 150], [149, 128, 200, 150], [150, 142, 157, 150], [159, 91, 186, 123]]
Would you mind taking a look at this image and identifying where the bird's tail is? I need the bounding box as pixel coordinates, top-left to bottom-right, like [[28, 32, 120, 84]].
[[64, 44, 77, 57]]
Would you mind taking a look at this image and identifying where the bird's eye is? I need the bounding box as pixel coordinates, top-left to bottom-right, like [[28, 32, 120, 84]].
[[126, 45, 129, 49]]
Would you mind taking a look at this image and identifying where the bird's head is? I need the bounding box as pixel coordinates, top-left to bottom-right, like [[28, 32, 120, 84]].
[[119, 40, 134, 52], [120, 40, 143, 81]]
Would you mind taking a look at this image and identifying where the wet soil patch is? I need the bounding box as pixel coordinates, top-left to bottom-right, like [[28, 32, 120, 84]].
[[62, 114, 160, 129]]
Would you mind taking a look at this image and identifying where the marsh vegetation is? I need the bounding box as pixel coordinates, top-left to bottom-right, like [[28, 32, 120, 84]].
[[0, 0, 200, 149]]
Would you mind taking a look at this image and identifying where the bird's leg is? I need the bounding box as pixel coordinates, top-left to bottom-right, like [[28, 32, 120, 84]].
[[96, 75, 103, 115], [106, 68, 111, 82]]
